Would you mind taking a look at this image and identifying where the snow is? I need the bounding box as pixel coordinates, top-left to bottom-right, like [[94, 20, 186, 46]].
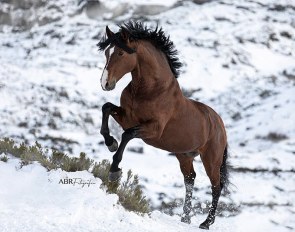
[[0, 157, 223, 232], [1, 157, 292, 232], [1, 0, 295, 231]]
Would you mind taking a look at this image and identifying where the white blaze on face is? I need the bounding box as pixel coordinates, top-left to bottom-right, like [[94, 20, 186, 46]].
[[101, 46, 115, 90], [101, 69, 108, 90]]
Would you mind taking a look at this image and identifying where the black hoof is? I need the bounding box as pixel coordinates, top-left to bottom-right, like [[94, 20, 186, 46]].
[[199, 218, 214, 230], [107, 139, 118, 152], [181, 215, 191, 224], [108, 169, 122, 182], [199, 222, 209, 230]]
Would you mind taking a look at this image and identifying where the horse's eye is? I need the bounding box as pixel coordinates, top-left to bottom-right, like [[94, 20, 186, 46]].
[[118, 51, 124, 56]]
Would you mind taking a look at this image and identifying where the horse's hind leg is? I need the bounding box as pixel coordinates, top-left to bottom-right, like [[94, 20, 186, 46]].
[[176, 153, 196, 224], [199, 145, 224, 230], [100, 102, 122, 152]]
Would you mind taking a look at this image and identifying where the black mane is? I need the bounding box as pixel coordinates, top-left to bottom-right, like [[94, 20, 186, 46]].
[[97, 21, 182, 78]]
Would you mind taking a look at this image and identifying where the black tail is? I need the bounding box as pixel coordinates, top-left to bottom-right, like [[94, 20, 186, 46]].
[[220, 144, 230, 194]]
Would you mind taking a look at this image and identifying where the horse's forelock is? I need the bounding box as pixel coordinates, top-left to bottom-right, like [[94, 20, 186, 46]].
[[97, 31, 135, 54], [97, 35, 111, 51]]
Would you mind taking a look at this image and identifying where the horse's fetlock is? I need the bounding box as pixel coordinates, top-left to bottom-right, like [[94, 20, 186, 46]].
[[100, 128, 107, 136], [107, 138, 118, 152]]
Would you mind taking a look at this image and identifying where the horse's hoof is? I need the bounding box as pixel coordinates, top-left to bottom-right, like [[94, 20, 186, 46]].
[[108, 169, 122, 182], [181, 215, 191, 224], [199, 218, 214, 230], [107, 139, 118, 152], [199, 222, 210, 230]]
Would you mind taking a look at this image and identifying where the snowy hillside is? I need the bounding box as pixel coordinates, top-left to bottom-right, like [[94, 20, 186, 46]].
[[0, 0, 295, 231], [0, 158, 235, 232]]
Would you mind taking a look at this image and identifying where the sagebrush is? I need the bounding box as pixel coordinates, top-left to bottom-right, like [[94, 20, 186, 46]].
[[0, 137, 150, 214], [92, 160, 150, 214]]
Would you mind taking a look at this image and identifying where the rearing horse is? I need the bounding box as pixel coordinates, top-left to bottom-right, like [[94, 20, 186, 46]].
[[97, 21, 229, 230]]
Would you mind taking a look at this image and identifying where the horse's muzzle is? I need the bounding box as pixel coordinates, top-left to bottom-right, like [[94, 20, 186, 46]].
[[104, 80, 116, 91]]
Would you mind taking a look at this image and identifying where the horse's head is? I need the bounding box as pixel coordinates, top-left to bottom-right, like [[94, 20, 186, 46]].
[[99, 26, 137, 91]]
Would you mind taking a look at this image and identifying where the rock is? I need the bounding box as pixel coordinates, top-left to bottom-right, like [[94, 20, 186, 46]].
[[282, 69, 295, 81], [81, 1, 128, 20], [133, 4, 170, 16], [127, 146, 144, 154], [18, 122, 28, 128], [192, 0, 212, 5], [7, 0, 46, 10], [259, 90, 272, 99], [231, 112, 242, 121], [10, 8, 34, 29], [0, 0, 68, 30], [0, 8, 12, 26], [280, 31, 292, 39]]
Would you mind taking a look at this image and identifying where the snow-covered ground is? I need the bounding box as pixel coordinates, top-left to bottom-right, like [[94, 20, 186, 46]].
[[1, 156, 292, 232], [0, 0, 295, 231], [0, 158, 232, 232]]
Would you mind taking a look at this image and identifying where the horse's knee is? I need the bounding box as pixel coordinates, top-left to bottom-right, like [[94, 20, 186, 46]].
[[102, 102, 114, 114]]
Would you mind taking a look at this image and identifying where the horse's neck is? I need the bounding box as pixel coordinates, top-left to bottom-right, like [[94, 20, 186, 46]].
[[130, 41, 176, 95]]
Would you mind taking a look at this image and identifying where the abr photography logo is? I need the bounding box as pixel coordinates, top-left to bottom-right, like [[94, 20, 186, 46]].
[[59, 177, 96, 188]]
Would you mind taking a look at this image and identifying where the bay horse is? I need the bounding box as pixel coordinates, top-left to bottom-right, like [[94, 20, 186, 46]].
[[97, 21, 229, 230]]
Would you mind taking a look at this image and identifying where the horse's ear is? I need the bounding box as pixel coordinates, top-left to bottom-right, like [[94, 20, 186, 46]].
[[120, 27, 130, 42], [106, 26, 114, 38]]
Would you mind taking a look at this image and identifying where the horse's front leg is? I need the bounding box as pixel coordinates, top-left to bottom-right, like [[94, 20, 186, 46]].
[[109, 126, 140, 181], [100, 102, 124, 152], [109, 121, 164, 181]]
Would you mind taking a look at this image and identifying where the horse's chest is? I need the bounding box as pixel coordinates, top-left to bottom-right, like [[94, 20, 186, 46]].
[[121, 97, 154, 122], [131, 102, 153, 121]]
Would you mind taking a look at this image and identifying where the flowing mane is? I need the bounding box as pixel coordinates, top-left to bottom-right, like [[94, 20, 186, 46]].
[[97, 21, 182, 78]]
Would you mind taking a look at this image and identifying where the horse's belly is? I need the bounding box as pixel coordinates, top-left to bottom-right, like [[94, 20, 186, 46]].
[[143, 139, 194, 153], [143, 120, 205, 153]]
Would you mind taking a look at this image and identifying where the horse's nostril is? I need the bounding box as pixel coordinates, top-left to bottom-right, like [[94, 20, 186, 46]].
[[104, 80, 115, 91]]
